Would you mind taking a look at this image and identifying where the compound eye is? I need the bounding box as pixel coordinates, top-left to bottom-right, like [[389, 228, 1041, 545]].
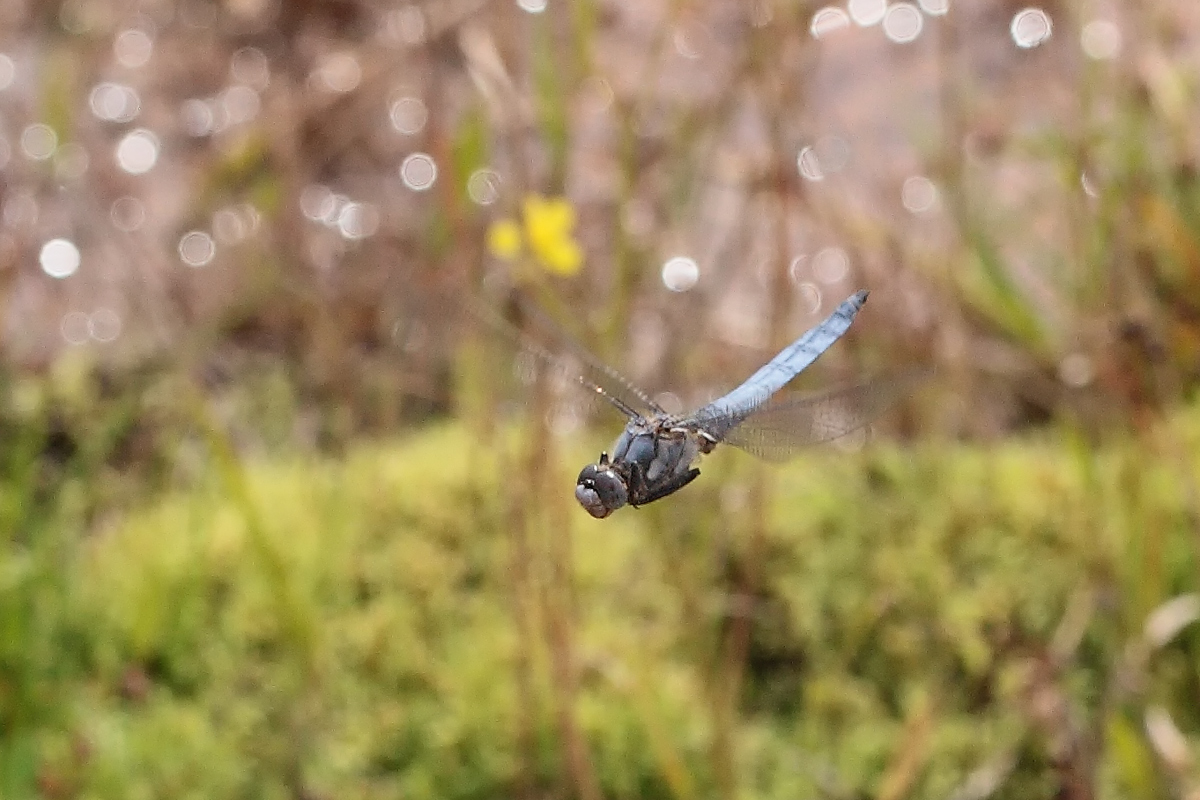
[[591, 470, 628, 509], [575, 483, 610, 518]]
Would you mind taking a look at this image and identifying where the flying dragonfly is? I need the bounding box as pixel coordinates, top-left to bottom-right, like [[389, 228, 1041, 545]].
[[476, 290, 913, 518]]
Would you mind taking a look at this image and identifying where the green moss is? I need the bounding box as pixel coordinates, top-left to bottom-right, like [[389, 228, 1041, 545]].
[[6, 415, 1200, 798]]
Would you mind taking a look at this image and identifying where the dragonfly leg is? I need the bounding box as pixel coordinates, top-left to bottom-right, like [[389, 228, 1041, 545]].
[[634, 467, 701, 506], [625, 461, 649, 504]]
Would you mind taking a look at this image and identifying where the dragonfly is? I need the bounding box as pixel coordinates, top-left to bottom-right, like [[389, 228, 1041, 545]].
[[476, 289, 913, 518]]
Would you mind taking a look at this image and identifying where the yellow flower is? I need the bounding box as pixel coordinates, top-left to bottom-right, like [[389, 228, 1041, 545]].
[[486, 219, 522, 260], [523, 195, 582, 275], [485, 194, 583, 276]]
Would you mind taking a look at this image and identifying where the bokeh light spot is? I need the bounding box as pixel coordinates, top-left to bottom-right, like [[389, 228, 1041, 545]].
[[661, 256, 699, 292], [328, 195, 352, 227], [467, 169, 501, 205], [40, 238, 81, 278], [181, 98, 214, 136], [810, 7, 850, 38], [116, 128, 159, 174], [815, 136, 850, 172], [517, 0, 547, 13], [389, 96, 428, 135], [400, 153, 437, 191], [901, 176, 939, 213], [21, 124, 57, 160], [1011, 8, 1052, 49], [231, 47, 270, 89], [213, 207, 247, 244], [114, 28, 153, 68], [89, 82, 140, 122], [797, 146, 824, 181], [788, 255, 808, 285], [300, 184, 338, 222], [1081, 19, 1121, 60], [222, 85, 260, 124], [883, 3, 923, 43], [179, 231, 215, 267], [848, 0, 886, 27], [385, 6, 427, 45], [61, 311, 91, 345], [812, 246, 849, 284], [337, 202, 380, 240], [110, 196, 146, 231], [315, 53, 362, 93], [89, 308, 122, 342], [1058, 353, 1094, 388], [918, 0, 950, 15], [239, 204, 262, 235], [796, 282, 822, 314]]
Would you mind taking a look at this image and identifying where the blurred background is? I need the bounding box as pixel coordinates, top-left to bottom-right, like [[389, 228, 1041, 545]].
[[3, 0, 1200, 798]]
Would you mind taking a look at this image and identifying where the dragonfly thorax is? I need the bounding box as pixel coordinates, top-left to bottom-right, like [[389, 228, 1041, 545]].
[[576, 421, 708, 518]]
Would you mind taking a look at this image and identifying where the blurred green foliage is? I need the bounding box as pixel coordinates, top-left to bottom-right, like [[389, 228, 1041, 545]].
[[3, 415, 1198, 799]]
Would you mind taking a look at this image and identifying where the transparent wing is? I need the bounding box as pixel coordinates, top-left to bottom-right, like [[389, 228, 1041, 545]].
[[715, 372, 928, 462], [465, 293, 655, 420], [507, 292, 665, 416]]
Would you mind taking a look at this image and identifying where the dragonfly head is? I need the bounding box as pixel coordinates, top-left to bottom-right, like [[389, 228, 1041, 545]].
[[575, 453, 628, 518]]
